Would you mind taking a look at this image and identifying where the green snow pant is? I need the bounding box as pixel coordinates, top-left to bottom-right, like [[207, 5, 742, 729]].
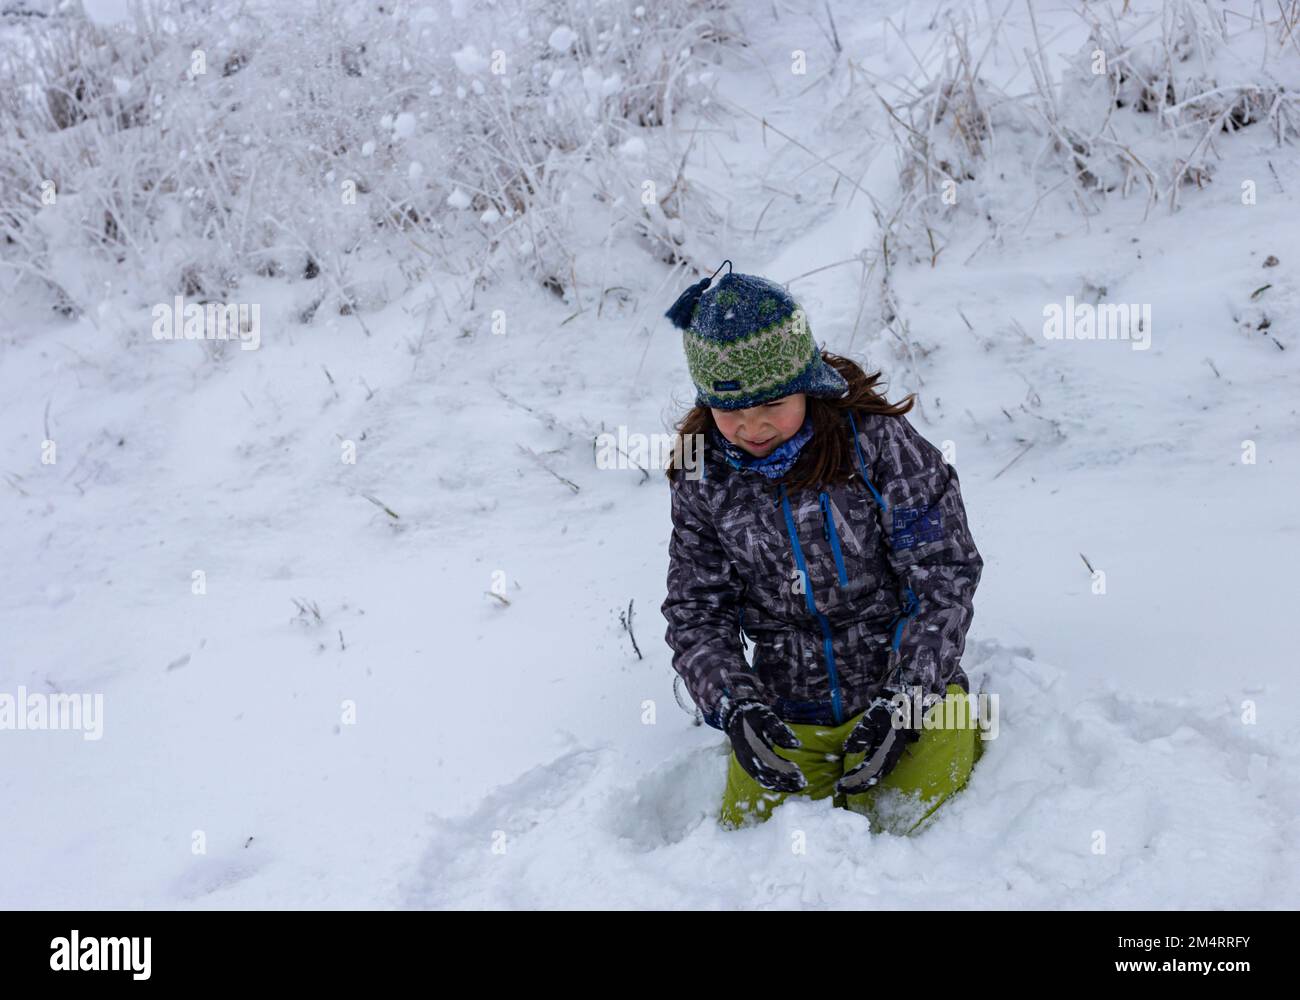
[[719, 683, 985, 836]]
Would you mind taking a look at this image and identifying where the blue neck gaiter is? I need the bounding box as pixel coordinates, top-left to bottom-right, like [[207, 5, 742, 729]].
[[711, 414, 814, 479]]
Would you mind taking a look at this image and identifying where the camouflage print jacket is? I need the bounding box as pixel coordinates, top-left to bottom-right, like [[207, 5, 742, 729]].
[[661, 409, 983, 730]]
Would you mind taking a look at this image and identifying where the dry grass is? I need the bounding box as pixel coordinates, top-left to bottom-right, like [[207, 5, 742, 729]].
[[0, 0, 740, 319]]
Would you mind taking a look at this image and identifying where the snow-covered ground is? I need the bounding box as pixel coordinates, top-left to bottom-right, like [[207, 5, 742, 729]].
[[2, 0, 1298, 908]]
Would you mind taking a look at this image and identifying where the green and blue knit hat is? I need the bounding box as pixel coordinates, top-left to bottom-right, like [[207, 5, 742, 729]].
[[664, 261, 849, 410]]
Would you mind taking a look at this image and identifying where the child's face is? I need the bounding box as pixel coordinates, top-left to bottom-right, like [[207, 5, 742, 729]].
[[711, 394, 807, 457]]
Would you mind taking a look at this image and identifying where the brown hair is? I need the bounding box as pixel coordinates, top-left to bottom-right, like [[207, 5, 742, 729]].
[[664, 352, 914, 492]]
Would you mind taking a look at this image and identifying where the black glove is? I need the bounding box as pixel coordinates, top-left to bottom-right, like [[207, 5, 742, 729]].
[[834, 695, 920, 795], [721, 700, 807, 793]]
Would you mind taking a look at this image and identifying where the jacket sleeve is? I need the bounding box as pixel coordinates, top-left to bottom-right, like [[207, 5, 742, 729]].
[[859, 412, 983, 700], [661, 471, 763, 730]]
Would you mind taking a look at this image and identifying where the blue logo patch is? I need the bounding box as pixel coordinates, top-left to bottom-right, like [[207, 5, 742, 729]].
[[713, 379, 742, 391], [892, 504, 943, 550]]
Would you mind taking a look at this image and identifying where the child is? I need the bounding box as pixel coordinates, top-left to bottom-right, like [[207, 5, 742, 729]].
[[660, 262, 985, 836]]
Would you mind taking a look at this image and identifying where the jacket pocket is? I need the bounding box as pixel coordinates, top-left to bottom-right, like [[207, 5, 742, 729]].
[[829, 621, 893, 703], [750, 629, 798, 684]]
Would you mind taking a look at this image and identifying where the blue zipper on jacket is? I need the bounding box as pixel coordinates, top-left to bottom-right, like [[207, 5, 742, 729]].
[[779, 484, 844, 725], [890, 587, 921, 651], [847, 410, 887, 511], [819, 492, 849, 586]]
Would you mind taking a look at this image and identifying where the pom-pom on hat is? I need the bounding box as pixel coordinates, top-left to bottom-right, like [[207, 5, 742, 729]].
[[664, 260, 849, 410]]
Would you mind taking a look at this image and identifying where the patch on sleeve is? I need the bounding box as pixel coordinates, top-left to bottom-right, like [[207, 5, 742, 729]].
[[892, 504, 943, 550]]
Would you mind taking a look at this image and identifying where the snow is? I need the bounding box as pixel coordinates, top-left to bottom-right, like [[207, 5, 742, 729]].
[[451, 44, 489, 77], [1, 0, 1298, 909], [81, 0, 133, 27], [619, 137, 647, 160], [548, 26, 577, 53], [393, 112, 416, 140], [405, 643, 1292, 907]]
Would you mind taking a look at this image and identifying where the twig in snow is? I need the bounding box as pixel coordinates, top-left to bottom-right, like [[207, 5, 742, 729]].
[[993, 440, 1035, 479], [619, 599, 643, 660], [1010, 317, 1037, 345], [321, 365, 340, 401], [591, 433, 649, 484], [291, 598, 323, 625], [517, 444, 580, 493], [360, 493, 401, 519], [1267, 159, 1285, 192], [822, 1, 843, 55]]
